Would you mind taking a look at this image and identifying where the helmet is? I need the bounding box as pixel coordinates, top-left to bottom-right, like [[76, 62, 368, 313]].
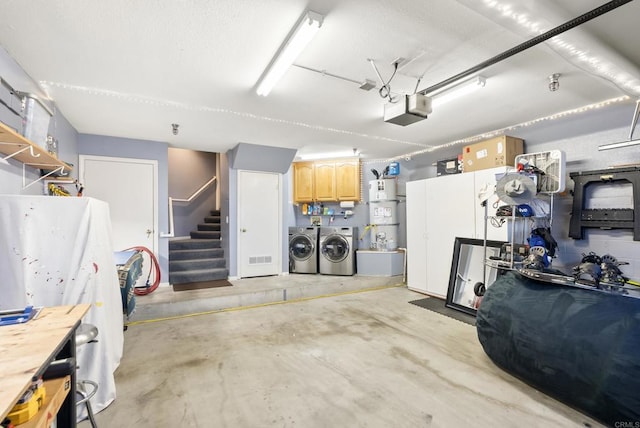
[[496, 204, 534, 217], [516, 204, 534, 217]]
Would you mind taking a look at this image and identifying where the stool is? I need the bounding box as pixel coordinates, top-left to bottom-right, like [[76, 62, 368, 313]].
[[75, 324, 99, 428]]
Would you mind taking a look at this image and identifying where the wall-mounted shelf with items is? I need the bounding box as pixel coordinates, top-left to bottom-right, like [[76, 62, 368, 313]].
[[0, 121, 72, 188]]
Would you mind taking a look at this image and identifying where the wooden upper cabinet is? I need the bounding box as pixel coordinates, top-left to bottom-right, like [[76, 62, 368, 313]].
[[335, 159, 361, 201], [292, 158, 361, 203], [293, 162, 314, 203], [314, 161, 336, 201]]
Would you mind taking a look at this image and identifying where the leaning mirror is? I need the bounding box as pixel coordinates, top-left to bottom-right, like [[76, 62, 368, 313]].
[[445, 237, 505, 316]]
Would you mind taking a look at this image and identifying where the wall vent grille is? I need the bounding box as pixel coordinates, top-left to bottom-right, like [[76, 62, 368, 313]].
[[249, 255, 273, 265]]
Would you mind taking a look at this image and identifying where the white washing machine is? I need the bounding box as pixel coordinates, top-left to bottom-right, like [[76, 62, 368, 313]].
[[289, 227, 318, 274], [319, 227, 357, 276]]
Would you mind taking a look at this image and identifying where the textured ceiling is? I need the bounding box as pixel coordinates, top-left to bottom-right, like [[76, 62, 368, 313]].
[[1, 0, 639, 162]]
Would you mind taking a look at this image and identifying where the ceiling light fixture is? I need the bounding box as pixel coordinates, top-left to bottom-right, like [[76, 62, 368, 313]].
[[427, 76, 486, 108], [255, 10, 324, 97], [298, 150, 360, 161], [599, 99, 640, 151]]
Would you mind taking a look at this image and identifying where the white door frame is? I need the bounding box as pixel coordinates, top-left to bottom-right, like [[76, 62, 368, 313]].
[[79, 155, 159, 256], [237, 170, 282, 278]]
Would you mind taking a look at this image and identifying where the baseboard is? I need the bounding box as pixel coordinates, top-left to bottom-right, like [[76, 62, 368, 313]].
[[228, 272, 288, 280]]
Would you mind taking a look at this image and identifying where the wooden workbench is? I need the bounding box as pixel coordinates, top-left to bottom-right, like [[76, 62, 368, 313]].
[[0, 304, 91, 426]]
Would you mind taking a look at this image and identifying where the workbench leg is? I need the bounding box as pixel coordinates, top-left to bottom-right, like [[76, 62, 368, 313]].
[[56, 330, 78, 427]]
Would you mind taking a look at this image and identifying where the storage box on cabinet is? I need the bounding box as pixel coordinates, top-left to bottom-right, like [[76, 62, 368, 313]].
[[462, 136, 524, 172]]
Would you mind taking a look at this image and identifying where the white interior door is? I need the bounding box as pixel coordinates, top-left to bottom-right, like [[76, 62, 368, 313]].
[[238, 170, 281, 278], [79, 155, 158, 254]]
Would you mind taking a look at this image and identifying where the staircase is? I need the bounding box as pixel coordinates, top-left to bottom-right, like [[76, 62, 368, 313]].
[[169, 210, 228, 284]]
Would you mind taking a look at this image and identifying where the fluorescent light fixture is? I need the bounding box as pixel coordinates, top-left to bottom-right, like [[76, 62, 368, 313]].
[[600, 100, 640, 150], [256, 11, 323, 96], [428, 75, 486, 108], [298, 150, 359, 161], [598, 139, 640, 151]]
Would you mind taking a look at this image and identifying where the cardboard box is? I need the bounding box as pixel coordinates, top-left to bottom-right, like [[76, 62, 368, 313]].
[[436, 154, 463, 176], [462, 136, 524, 172]]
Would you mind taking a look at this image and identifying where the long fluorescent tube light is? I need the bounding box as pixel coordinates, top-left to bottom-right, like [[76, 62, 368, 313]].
[[256, 11, 323, 96], [298, 150, 359, 161], [598, 139, 640, 151], [428, 76, 486, 108], [600, 99, 640, 150]]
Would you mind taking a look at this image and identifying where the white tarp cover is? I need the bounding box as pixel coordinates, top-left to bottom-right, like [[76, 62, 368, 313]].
[[0, 195, 124, 419]]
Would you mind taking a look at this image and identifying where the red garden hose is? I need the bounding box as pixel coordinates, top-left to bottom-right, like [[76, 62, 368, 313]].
[[122, 246, 161, 295]]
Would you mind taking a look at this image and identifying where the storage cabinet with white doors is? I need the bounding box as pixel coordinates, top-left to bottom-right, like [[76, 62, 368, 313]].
[[406, 167, 509, 298]]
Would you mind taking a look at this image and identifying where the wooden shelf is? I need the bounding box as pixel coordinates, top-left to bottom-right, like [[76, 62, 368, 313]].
[[21, 376, 71, 428], [0, 121, 72, 172], [0, 304, 90, 424]]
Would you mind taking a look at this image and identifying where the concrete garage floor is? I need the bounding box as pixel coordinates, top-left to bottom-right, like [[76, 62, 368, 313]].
[[81, 275, 602, 427]]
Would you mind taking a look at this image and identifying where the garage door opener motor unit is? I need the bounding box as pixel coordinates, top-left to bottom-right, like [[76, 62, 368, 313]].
[[384, 94, 432, 126]]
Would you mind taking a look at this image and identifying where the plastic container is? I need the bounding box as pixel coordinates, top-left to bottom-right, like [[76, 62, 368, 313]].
[[22, 94, 53, 148], [388, 162, 400, 176]]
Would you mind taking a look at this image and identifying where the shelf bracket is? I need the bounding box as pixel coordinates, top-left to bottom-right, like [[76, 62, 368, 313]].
[[2, 145, 29, 162], [23, 165, 68, 189], [29, 145, 41, 158]]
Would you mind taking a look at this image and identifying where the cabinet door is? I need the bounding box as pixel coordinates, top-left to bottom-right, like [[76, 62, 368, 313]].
[[293, 162, 314, 202], [314, 162, 336, 201], [335, 159, 361, 201], [406, 180, 428, 294], [424, 173, 476, 298]]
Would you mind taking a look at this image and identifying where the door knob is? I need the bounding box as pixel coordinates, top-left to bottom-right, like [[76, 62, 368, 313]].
[[146, 229, 153, 237], [241, 228, 247, 233]]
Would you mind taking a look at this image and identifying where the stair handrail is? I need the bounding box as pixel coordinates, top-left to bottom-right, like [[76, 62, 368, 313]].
[[160, 176, 217, 238], [172, 176, 217, 203]]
